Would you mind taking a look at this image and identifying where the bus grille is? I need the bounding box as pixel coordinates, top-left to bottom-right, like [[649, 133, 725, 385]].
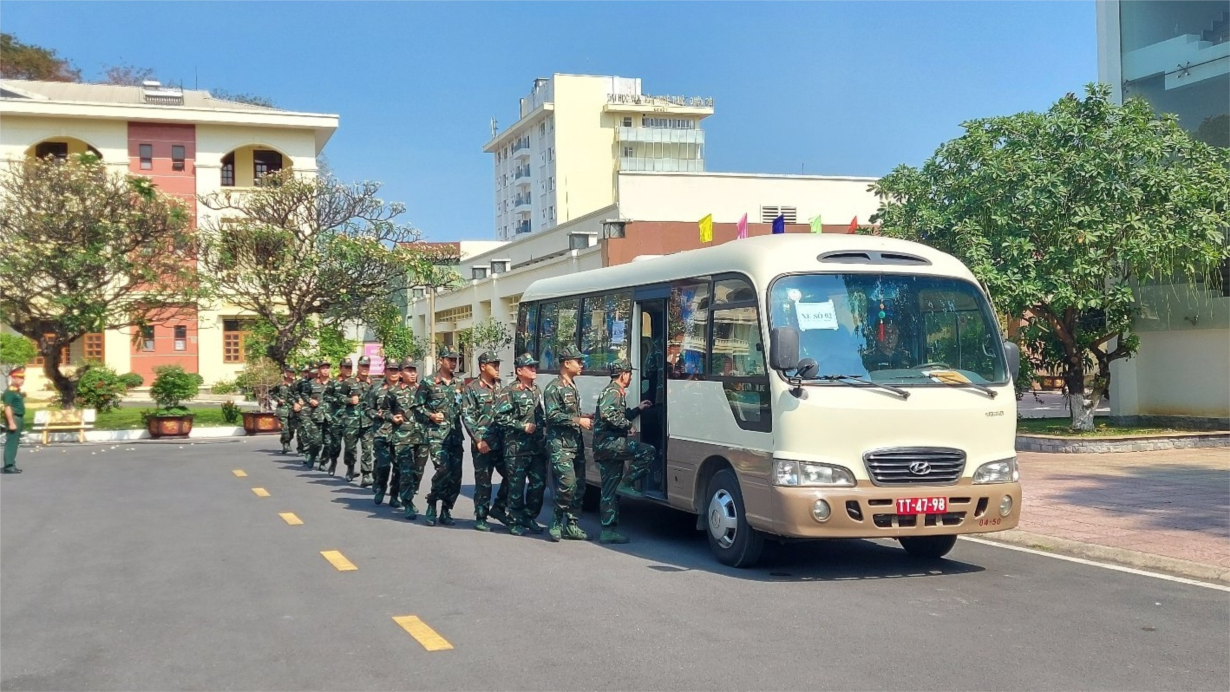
[[863, 448, 966, 486]]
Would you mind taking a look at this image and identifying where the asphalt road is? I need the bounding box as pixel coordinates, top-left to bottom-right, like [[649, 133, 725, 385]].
[[2, 438, 1227, 691]]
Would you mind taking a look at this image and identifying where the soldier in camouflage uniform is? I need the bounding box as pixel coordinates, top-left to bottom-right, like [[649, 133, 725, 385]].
[[369, 359, 401, 506], [592, 360, 656, 544], [354, 356, 377, 486], [319, 359, 349, 474], [299, 361, 332, 468], [493, 353, 547, 536], [295, 365, 314, 455], [543, 345, 593, 542], [388, 358, 429, 519], [272, 367, 299, 454], [462, 351, 510, 531], [417, 347, 465, 526]]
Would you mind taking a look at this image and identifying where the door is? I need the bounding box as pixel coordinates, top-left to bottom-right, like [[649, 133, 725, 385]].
[[635, 295, 668, 497]]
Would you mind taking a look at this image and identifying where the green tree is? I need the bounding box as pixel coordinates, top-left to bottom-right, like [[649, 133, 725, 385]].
[[364, 301, 415, 362], [0, 155, 201, 407], [870, 84, 1230, 430], [0, 33, 80, 81], [198, 169, 441, 367], [458, 317, 513, 355], [0, 332, 37, 388]]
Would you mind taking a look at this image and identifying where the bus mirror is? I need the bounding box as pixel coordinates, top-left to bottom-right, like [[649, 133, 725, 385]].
[[770, 327, 800, 372], [1004, 341, 1021, 381], [797, 358, 819, 380]]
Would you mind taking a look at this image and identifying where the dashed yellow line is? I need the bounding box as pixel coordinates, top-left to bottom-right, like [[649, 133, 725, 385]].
[[393, 616, 454, 651], [279, 512, 303, 525], [320, 550, 357, 571], [232, 470, 247, 477], [252, 487, 270, 497]]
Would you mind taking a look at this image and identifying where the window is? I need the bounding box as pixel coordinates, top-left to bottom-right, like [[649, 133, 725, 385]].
[[223, 319, 253, 363], [623, 146, 634, 158], [760, 206, 798, 224], [35, 142, 68, 160], [491, 260, 509, 275], [548, 147, 553, 161], [139, 143, 153, 170], [140, 326, 155, 352], [171, 145, 185, 171], [515, 302, 539, 356], [549, 206, 555, 220], [537, 298, 579, 372], [581, 292, 632, 373], [667, 281, 711, 379], [472, 266, 489, 280], [173, 325, 187, 351], [540, 123, 546, 136], [548, 177, 554, 191], [84, 333, 105, 362], [711, 307, 765, 377], [31, 334, 69, 366], [622, 116, 633, 127], [713, 278, 758, 306], [253, 150, 283, 185], [221, 153, 235, 187]]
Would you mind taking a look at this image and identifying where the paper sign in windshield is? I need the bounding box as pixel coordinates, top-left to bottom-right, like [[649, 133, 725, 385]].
[[611, 321, 626, 343], [796, 301, 838, 331]]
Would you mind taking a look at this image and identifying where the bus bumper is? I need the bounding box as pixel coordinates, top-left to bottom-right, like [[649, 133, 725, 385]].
[[761, 482, 1022, 539]]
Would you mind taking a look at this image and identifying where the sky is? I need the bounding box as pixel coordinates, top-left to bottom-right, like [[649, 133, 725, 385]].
[[2, 1, 1097, 242]]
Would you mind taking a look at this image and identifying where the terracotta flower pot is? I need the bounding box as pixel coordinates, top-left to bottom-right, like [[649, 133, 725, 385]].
[[242, 411, 281, 436], [147, 414, 194, 439]]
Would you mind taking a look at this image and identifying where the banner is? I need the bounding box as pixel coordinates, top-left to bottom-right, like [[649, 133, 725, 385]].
[[699, 214, 714, 243], [736, 213, 748, 239], [809, 214, 823, 234]]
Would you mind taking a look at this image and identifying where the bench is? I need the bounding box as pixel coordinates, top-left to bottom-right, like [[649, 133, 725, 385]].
[[30, 409, 96, 444]]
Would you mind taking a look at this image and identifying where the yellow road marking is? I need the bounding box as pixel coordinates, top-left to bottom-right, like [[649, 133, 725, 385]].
[[279, 512, 303, 525], [320, 550, 357, 571], [252, 487, 270, 497], [393, 616, 454, 652], [232, 470, 247, 477]]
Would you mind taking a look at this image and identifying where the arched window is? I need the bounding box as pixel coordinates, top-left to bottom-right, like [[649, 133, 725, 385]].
[[221, 152, 235, 187]]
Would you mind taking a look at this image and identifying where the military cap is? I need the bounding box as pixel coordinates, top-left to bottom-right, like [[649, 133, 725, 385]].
[[513, 353, 539, 368], [340, 358, 354, 369], [300, 365, 314, 374], [557, 345, 586, 362], [438, 346, 461, 360], [283, 365, 297, 374], [317, 360, 332, 368], [8, 366, 25, 378], [402, 359, 419, 370], [357, 356, 371, 367], [607, 359, 634, 376], [478, 351, 501, 366], [385, 358, 402, 371]]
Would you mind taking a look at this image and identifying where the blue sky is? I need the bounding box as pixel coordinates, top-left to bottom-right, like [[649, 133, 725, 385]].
[[3, 1, 1096, 241]]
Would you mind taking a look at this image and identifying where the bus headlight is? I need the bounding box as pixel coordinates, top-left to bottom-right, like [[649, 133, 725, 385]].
[[973, 457, 1019, 484], [774, 460, 855, 487]]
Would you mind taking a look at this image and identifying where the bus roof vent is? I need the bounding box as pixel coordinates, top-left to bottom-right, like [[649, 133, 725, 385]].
[[818, 250, 931, 266], [631, 255, 663, 263]]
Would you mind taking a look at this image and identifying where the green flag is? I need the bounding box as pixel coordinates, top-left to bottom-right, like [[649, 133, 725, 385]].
[[809, 214, 823, 234]]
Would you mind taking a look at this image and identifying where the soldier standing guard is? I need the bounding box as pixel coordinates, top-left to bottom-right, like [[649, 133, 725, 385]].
[[3, 366, 27, 474], [493, 353, 547, 536], [295, 365, 313, 455], [370, 359, 401, 506], [462, 351, 511, 531], [593, 360, 656, 544], [417, 346, 465, 527], [353, 356, 377, 486], [543, 345, 593, 542], [272, 366, 299, 454], [389, 359, 429, 519]]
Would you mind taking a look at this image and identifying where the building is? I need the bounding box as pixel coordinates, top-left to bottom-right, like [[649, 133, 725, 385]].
[[484, 74, 714, 241], [1097, 0, 1230, 421], [0, 79, 338, 392]]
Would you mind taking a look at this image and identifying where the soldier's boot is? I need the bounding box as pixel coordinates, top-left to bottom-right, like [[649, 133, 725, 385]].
[[474, 518, 490, 532], [439, 507, 456, 526], [404, 500, 418, 520], [424, 503, 438, 527], [599, 528, 630, 544], [525, 517, 545, 535], [345, 465, 358, 481], [488, 506, 511, 527], [360, 474, 373, 488], [617, 479, 645, 499], [509, 524, 526, 536], [547, 509, 564, 542], [373, 485, 385, 505], [327, 459, 338, 476], [281, 442, 290, 454], [563, 517, 589, 541], [389, 494, 404, 511]]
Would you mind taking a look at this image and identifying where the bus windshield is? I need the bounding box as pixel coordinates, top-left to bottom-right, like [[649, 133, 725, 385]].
[[768, 273, 1008, 385]]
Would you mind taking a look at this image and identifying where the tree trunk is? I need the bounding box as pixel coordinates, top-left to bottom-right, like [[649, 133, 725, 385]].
[[1065, 356, 1096, 432], [42, 344, 77, 409]]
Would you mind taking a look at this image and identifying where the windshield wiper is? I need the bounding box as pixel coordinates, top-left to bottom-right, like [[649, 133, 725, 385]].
[[896, 374, 999, 398], [814, 374, 910, 400]]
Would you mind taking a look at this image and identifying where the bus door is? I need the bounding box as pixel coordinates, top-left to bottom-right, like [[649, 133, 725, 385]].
[[634, 290, 669, 497]]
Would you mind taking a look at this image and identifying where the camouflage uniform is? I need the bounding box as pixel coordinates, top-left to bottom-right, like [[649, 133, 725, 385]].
[[389, 361, 429, 518], [354, 357, 377, 485], [493, 353, 547, 536], [298, 364, 332, 468], [593, 361, 656, 543], [294, 368, 313, 454], [320, 365, 348, 473], [462, 352, 510, 531], [333, 358, 370, 481], [417, 347, 465, 525], [271, 371, 298, 454], [368, 362, 401, 507], [543, 345, 591, 541]]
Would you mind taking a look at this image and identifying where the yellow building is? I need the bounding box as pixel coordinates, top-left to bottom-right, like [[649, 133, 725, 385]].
[[0, 79, 338, 393]]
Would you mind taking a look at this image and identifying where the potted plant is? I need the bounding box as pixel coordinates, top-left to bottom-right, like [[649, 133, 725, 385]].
[[145, 365, 200, 438], [236, 357, 283, 435]]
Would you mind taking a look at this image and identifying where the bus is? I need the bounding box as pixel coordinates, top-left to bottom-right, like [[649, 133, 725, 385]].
[[516, 234, 1022, 567]]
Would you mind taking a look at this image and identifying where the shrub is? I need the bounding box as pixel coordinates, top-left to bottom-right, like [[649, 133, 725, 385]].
[[235, 357, 283, 412], [119, 372, 144, 390], [75, 365, 126, 413], [220, 400, 242, 425], [149, 365, 200, 412], [212, 379, 238, 395]]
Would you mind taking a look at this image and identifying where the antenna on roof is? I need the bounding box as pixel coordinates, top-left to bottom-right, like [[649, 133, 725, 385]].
[[490, 118, 498, 138]]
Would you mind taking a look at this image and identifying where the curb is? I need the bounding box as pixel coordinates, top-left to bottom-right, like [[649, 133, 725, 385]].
[[1016, 432, 1229, 453], [26, 426, 249, 444], [974, 528, 1230, 585]]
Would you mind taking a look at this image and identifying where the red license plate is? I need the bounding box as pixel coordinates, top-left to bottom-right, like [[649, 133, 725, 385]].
[[896, 497, 947, 515]]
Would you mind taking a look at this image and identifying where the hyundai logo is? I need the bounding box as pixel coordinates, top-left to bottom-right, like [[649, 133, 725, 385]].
[[908, 461, 932, 475]]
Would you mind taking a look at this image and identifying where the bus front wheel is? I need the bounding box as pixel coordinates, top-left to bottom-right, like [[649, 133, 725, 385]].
[[899, 535, 957, 559], [705, 468, 764, 568]]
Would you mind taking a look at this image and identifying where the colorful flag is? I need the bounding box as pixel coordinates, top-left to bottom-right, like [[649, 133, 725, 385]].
[[809, 214, 823, 234], [772, 214, 785, 235], [848, 216, 859, 234], [736, 213, 748, 239], [699, 214, 714, 243]]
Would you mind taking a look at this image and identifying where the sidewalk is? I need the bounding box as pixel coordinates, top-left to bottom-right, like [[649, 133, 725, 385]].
[[985, 447, 1230, 583]]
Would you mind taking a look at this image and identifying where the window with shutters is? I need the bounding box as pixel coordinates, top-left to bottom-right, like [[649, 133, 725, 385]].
[[760, 206, 798, 224], [84, 333, 105, 361]]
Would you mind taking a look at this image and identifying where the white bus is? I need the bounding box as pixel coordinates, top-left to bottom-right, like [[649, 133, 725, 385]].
[[517, 234, 1022, 567]]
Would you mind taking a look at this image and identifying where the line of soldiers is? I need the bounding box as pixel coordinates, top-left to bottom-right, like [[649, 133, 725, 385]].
[[268, 346, 658, 544]]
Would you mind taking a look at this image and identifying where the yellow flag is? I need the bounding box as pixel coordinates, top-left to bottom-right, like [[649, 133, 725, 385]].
[[699, 214, 714, 243]]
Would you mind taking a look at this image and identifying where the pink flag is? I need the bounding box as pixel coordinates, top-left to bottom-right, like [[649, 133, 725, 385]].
[[737, 213, 748, 239]]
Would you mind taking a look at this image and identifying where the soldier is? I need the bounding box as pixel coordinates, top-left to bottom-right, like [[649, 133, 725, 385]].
[[272, 366, 299, 454], [543, 345, 593, 542], [320, 359, 350, 474], [493, 353, 547, 536], [3, 366, 27, 474], [295, 365, 314, 455], [462, 351, 511, 531], [299, 361, 332, 468], [592, 360, 656, 544], [333, 357, 366, 481], [353, 356, 377, 486], [388, 358, 429, 519], [369, 359, 401, 506], [417, 347, 465, 526]]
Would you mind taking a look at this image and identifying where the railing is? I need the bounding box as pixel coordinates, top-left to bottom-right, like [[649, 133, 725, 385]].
[[515, 221, 532, 235], [607, 93, 714, 108]]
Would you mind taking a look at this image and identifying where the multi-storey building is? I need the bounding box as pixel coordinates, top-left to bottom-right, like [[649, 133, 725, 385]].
[[0, 79, 338, 391], [484, 74, 714, 240]]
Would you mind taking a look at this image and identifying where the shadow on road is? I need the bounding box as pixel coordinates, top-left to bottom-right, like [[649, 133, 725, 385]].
[[1046, 464, 1230, 538]]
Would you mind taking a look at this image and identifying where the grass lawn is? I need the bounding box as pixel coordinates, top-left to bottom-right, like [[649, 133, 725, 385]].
[[1016, 418, 1199, 438], [94, 406, 233, 431]]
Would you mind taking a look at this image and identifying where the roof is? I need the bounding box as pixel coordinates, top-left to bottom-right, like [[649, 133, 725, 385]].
[[0, 79, 293, 113], [521, 234, 979, 303]]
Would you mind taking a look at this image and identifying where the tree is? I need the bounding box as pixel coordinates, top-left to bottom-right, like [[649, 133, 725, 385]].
[[103, 63, 158, 86], [0, 155, 201, 407], [198, 169, 439, 367], [0, 332, 37, 388], [209, 88, 276, 108], [459, 317, 513, 355], [0, 33, 80, 81], [364, 301, 415, 362], [870, 84, 1230, 430]]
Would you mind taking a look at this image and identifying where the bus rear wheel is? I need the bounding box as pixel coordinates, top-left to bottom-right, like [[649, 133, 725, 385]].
[[899, 535, 957, 559], [705, 468, 764, 568]]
